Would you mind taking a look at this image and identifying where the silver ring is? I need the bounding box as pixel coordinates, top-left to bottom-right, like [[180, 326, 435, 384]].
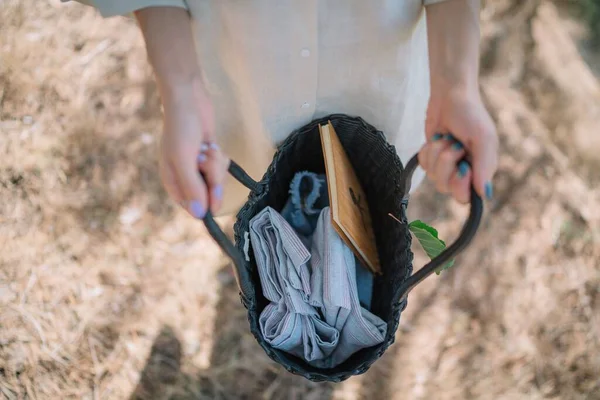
[[200, 141, 220, 153]]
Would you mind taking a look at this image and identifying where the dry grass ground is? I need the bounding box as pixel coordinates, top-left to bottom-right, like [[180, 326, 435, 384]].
[[1, 0, 599, 399]]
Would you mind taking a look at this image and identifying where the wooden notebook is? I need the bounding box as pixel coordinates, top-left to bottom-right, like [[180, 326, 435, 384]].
[[319, 121, 382, 275]]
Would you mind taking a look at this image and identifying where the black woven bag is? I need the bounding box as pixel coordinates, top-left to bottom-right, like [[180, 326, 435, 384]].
[[201, 114, 483, 382]]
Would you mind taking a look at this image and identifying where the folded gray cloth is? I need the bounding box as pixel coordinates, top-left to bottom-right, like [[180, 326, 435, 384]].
[[249, 206, 387, 368], [280, 171, 374, 309]]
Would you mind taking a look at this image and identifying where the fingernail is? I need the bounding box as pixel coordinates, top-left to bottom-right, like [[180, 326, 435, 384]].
[[197, 153, 207, 163], [445, 133, 455, 141], [458, 161, 469, 178], [485, 181, 493, 200], [213, 185, 223, 200], [432, 133, 443, 141], [452, 141, 463, 150], [209, 142, 220, 151], [200, 143, 209, 152], [189, 200, 206, 219]]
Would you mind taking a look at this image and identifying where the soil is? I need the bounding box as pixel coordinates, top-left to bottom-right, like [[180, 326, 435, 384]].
[[1, 0, 599, 399]]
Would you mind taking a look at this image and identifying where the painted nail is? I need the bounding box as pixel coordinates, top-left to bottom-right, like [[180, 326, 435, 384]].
[[445, 133, 455, 141], [209, 142, 220, 151], [189, 200, 206, 219], [213, 185, 223, 200], [484, 181, 494, 200], [197, 153, 207, 163], [458, 161, 469, 178], [432, 133, 443, 141], [452, 141, 463, 150], [200, 143, 209, 152]]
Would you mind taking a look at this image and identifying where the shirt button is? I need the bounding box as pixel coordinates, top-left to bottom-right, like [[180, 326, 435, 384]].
[[300, 48, 310, 58], [301, 102, 310, 109]]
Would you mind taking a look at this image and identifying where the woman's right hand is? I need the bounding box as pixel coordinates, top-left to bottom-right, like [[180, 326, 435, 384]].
[[159, 78, 229, 219], [134, 7, 228, 219]]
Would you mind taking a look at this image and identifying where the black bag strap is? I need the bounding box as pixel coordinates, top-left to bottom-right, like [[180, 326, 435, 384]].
[[202, 160, 260, 306], [202, 154, 483, 307], [395, 154, 483, 304]]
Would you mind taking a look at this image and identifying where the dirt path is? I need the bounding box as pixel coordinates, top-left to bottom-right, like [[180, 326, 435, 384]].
[[1, 1, 599, 399]]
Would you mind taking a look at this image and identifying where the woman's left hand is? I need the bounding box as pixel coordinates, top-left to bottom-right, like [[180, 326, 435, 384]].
[[419, 86, 498, 204]]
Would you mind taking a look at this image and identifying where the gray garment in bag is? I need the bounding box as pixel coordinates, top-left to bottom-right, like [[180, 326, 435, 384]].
[[280, 171, 374, 309], [249, 206, 387, 368]]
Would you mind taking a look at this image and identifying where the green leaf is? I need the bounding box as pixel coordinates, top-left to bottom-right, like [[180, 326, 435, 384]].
[[408, 220, 455, 275]]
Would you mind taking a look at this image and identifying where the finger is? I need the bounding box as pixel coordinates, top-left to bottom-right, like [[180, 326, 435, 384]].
[[425, 133, 453, 175], [432, 139, 466, 194], [470, 125, 499, 201], [197, 143, 228, 214], [159, 159, 185, 206], [418, 143, 429, 170], [172, 147, 209, 219], [449, 160, 472, 204], [195, 82, 216, 141], [418, 132, 445, 171]]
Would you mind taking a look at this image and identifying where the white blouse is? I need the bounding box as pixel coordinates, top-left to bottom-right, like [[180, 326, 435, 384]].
[[69, 0, 449, 215]]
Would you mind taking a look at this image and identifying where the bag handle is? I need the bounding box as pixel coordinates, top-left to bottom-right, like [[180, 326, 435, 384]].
[[201, 160, 260, 305], [395, 154, 483, 304], [202, 155, 483, 307]]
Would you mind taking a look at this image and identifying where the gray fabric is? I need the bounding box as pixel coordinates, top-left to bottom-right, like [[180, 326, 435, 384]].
[[280, 171, 329, 247], [279, 171, 374, 309], [249, 206, 386, 368]]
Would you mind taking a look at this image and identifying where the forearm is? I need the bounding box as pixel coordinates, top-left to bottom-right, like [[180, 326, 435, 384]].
[[134, 7, 201, 103], [425, 0, 481, 93]]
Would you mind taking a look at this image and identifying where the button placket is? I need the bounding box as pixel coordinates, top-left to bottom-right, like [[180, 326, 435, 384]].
[[293, 0, 318, 119]]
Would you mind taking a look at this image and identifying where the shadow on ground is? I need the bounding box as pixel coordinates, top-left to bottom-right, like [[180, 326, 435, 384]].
[[128, 264, 336, 400]]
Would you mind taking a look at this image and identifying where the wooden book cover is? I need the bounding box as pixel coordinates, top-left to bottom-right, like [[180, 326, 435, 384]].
[[319, 121, 382, 275]]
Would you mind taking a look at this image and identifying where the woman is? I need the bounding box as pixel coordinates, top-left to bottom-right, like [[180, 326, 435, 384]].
[[70, 0, 497, 218]]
